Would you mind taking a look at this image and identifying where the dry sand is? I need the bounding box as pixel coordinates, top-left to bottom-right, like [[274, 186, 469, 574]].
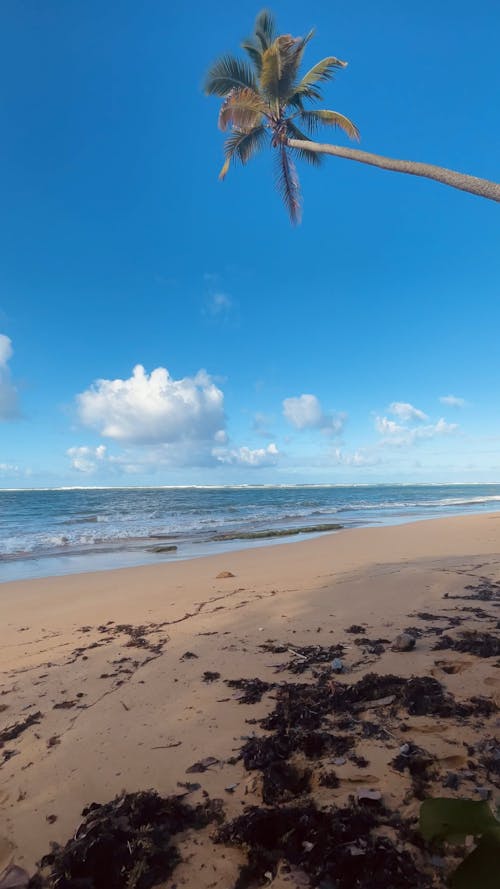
[[1, 513, 500, 886]]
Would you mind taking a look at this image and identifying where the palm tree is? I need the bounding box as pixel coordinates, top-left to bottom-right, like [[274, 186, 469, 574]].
[[205, 10, 500, 223]]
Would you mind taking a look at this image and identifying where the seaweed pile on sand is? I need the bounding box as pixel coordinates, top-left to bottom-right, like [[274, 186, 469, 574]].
[[216, 801, 429, 889], [28, 790, 223, 889], [219, 624, 498, 888]]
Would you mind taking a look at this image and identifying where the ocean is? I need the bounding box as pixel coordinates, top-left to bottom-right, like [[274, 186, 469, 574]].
[[1, 483, 500, 582]]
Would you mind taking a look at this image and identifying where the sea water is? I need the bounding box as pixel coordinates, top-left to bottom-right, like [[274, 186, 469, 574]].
[[1, 484, 500, 581]]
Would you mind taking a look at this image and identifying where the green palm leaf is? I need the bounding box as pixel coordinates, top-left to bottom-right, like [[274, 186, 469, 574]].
[[206, 11, 360, 222], [241, 39, 263, 75], [296, 56, 347, 88], [275, 144, 301, 223], [205, 55, 257, 96], [289, 56, 348, 106], [219, 125, 268, 179], [254, 9, 276, 50], [299, 109, 360, 140]]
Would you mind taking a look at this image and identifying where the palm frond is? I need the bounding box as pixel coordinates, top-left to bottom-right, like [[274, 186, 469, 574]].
[[298, 109, 360, 140], [289, 56, 348, 105], [297, 56, 347, 88], [275, 144, 301, 223], [260, 35, 307, 102], [288, 83, 323, 105], [254, 9, 276, 50], [204, 55, 257, 96], [286, 121, 322, 166], [218, 88, 268, 131], [241, 38, 263, 75], [219, 125, 268, 179], [260, 41, 282, 99], [276, 34, 309, 100], [285, 28, 315, 81]]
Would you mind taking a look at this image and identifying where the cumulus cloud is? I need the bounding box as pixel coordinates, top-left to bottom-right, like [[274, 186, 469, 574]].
[[213, 442, 279, 467], [76, 365, 225, 445], [375, 416, 407, 437], [375, 415, 458, 446], [67, 445, 107, 473], [283, 394, 345, 435], [440, 394, 466, 408], [389, 401, 428, 422], [0, 334, 19, 420]]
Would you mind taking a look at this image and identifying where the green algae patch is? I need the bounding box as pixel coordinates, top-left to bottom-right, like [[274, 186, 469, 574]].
[[211, 523, 342, 542]]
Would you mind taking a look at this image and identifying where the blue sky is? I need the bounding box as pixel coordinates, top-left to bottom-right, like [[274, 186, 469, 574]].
[[1, 0, 499, 487]]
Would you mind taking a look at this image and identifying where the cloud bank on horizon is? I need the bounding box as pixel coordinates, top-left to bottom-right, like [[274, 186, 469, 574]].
[[0, 338, 480, 485]]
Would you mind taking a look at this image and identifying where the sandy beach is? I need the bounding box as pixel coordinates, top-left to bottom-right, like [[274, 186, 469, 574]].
[[1, 512, 500, 887]]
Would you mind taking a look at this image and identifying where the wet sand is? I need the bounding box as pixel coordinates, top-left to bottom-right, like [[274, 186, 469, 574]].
[[1, 513, 500, 886]]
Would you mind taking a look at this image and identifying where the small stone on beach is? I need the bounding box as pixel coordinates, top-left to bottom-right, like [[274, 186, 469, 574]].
[[391, 633, 416, 652]]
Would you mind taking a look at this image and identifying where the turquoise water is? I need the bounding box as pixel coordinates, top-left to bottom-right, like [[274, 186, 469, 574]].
[[1, 484, 500, 581]]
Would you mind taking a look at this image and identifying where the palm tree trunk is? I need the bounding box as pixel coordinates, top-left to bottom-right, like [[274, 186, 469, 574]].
[[287, 138, 500, 203]]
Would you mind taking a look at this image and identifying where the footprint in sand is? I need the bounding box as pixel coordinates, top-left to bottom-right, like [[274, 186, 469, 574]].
[[431, 659, 470, 677], [345, 773, 380, 785], [438, 753, 468, 769]]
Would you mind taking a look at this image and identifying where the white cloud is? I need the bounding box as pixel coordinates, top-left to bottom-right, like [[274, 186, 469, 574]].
[[389, 401, 428, 422], [0, 334, 19, 420], [214, 429, 228, 444], [375, 415, 458, 446], [76, 365, 225, 445], [283, 394, 345, 435], [440, 394, 466, 408], [375, 416, 407, 437], [213, 442, 279, 467], [67, 445, 107, 473]]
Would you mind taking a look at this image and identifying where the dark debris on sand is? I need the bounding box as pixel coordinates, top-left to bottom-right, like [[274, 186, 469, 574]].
[[203, 671, 221, 682], [261, 761, 312, 804], [226, 678, 275, 704], [28, 790, 224, 889], [434, 630, 500, 658], [391, 744, 438, 800], [260, 642, 345, 674], [0, 711, 42, 747], [353, 637, 389, 655], [445, 578, 500, 602], [216, 801, 431, 889], [332, 672, 496, 718]]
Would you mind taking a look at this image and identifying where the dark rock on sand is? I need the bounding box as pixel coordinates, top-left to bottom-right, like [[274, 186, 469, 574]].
[[391, 633, 416, 652]]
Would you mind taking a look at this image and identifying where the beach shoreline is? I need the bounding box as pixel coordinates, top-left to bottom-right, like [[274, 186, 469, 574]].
[[3, 483, 500, 583], [1, 512, 500, 885]]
